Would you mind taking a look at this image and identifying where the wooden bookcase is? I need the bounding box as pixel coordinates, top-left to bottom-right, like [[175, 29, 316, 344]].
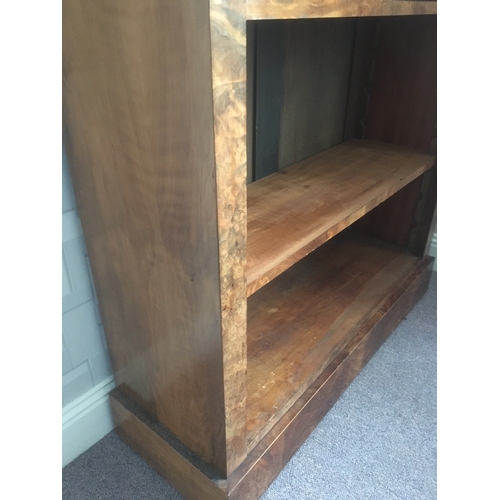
[[62, 1, 437, 499]]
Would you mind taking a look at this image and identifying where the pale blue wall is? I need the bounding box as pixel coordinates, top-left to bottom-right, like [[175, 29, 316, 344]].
[[62, 146, 113, 408]]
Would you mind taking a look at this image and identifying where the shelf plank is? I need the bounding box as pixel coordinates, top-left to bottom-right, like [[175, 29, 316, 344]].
[[246, 0, 437, 20], [247, 139, 435, 296], [234, 248, 433, 498], [246, 231, 426, 448]]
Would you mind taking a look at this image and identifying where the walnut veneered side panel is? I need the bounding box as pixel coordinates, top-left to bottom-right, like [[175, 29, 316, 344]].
[[209, 0, 249, 473], [63, 0, 229, 475]]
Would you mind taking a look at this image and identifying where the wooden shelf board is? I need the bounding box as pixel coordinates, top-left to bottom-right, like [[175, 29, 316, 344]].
[[247, 139, 435, 296], [246, 0, 437, 21], [246, 231, 425, 448]]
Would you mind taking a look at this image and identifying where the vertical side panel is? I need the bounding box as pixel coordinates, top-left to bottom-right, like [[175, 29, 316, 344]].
[[62, 0, 228, 473], [209, 0, 248, 473]]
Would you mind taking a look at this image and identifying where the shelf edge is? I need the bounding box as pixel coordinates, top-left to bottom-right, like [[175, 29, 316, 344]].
[[246, 0, 437, 21], [247, 143, 435, 296]]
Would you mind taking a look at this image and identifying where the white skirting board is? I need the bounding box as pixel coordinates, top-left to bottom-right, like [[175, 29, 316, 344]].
[[429, 233, 437, 271], [62, 236, 437, 468], [62, 376, 116, 467]]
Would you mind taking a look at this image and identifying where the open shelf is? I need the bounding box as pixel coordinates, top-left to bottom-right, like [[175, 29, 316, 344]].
[[246, 230, 430, 448], [64, 4, 437, 497], [247, 139, 435, 296]]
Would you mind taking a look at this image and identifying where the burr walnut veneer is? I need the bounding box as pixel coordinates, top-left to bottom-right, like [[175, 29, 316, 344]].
[[63, 1, 437, 498]]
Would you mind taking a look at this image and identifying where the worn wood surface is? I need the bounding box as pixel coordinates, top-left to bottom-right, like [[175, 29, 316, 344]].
[[209, 0, 249, 473], [354, 166, 436, 256], [110, 391, 228, 500], [246, 231, 421, 447], [278, 18, 355, 169], [246, 0, 437, 20], [63, 0, 229, 474], [230, 256, 433, 499], [64, 4, 437, 495], [247, 139, 435, 296], [354, 174, 424, 248], [109, 253, 433, 500]]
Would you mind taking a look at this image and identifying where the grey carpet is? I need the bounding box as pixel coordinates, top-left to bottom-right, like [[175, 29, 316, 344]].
[[63, 272, 437, 500]]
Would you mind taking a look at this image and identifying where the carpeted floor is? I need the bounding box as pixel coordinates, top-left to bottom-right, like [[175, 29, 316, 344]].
[[63, 272, 437, 500]]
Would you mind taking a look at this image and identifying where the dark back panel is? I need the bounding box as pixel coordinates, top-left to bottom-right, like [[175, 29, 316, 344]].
[[253, 20, 287, 180], [279, 18, 356, 169], [253, 18, 356, 179], [364, 15, 437, 152]]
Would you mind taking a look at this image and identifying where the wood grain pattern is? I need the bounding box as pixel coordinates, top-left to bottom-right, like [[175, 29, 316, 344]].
[[343, 18, 378, 141], [246, 0, 437, 20], [364, 16, 437, 153], [252, 18, 355, 178], [228, 256, 434, 499], [354, 173, 424, 248], [63, 0, 228, 474], [278, 18, 355, 169], [65, 4, 437, 496], [247, 139, 435, 296], [109, 252, 433, 500], [209, 0, 249, 473], [110, 391, 228, 500], [246, 232, 421, 447], [360, 15, 437, 252]]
